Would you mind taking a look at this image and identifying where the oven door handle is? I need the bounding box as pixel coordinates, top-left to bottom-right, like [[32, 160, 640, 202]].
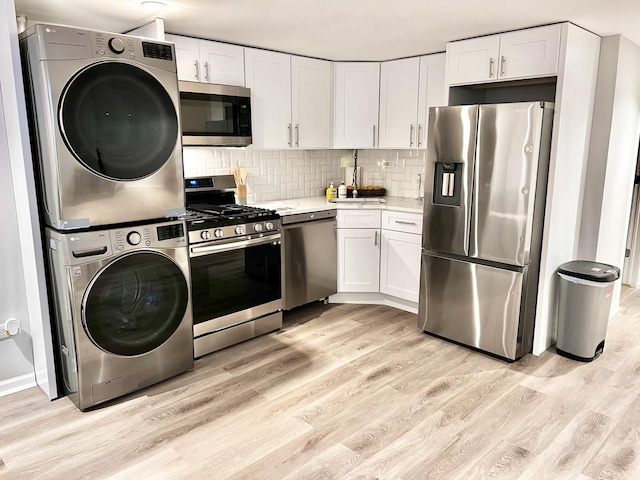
[[190, 233, 282, 257]]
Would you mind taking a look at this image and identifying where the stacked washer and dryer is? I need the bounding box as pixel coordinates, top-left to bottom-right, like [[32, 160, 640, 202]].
[[20, 24, 193, 410]]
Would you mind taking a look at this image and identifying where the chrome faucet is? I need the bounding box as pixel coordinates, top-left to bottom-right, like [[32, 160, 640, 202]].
[[352, 149, 358, 198]]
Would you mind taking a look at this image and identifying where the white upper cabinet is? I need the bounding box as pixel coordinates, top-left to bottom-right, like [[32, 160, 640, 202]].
[[417, 54, 446, 148], [165, 34, 245, 86], [378, 58, 420, 148], [166, 34, 200, 82], [334, 62, 380, 149], [198, 41, 245, 86], [446, 24, 561, 85], [245, 50, 333, 149], [291, 56, 333, 148], [244, 48, 292, 149], [378, 54, 446, 148]]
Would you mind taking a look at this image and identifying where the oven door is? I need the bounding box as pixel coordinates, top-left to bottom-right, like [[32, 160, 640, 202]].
[[190, 233, 281, 334]]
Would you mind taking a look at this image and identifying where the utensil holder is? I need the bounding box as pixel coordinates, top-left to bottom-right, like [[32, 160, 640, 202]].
[[236, 184, 247, 204]]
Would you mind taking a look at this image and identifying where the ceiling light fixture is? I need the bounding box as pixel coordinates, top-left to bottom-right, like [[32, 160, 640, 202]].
[[140, 1, 167, 8]]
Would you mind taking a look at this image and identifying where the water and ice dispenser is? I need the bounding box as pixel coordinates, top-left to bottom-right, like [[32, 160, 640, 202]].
[[433, 162, 462, 206]]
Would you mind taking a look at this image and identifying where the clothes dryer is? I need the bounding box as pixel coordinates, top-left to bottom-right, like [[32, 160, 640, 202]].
[[21, 24, 184, 230], [46, 219, 193, 410]]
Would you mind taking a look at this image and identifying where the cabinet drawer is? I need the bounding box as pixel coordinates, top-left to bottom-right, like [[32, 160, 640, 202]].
[[381, 211, 422, 234], [337, 210, 381, 229]]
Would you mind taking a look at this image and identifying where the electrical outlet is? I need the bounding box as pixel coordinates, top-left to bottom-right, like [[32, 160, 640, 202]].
[[1, 318, 21, 337]]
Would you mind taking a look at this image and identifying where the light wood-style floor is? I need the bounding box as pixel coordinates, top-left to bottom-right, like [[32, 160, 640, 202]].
[[2, 292, 640, 479]]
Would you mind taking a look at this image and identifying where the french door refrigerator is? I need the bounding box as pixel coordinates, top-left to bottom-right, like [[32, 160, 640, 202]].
[[418, 102, 554, 360]]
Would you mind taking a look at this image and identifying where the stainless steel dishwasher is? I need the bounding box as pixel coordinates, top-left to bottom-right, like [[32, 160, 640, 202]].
[[281, 209, 337, 310]]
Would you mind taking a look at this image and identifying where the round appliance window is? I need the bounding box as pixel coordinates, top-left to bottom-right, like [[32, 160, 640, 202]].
[[83, 252, 188, 356], [59, 62, 179, 180]]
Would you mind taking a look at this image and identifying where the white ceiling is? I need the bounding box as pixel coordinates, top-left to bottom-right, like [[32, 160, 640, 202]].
[[13, 0, 640, 61]]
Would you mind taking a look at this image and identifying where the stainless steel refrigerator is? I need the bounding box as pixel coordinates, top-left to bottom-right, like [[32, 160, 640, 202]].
[[418, 101, 554, 360]]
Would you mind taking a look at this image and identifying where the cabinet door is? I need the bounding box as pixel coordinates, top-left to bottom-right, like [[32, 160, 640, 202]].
[[291, 56, 332, 148], [333, 62, 380, 148], [199, 40, 245, 86], [337, 228, 380, 292], [378, 58, 420, 148], [165, 34, 200, 82], [498, 24, 561, 80], [244, 48, 292, 148], [380, 230, 421, 302], [417, 53, 446, 148], [446, 35, 500, 86]]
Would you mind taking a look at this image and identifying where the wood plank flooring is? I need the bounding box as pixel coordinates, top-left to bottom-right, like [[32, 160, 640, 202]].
[[2, 294, 640, 479]]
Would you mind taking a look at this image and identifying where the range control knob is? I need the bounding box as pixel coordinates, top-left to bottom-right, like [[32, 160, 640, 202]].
[[127, 231, 141, 245], [235, 225, 245, 235], [214, 229, 224, 238], [265, 222, 274, 230], [254, 223, 263, 232], [108, 37, 126, 54], [200, 230, 211, 240]]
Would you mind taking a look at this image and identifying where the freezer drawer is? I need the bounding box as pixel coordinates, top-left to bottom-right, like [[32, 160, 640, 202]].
[[418, 253, 528, 360]]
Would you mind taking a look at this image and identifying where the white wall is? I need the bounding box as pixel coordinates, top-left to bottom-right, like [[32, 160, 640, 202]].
[[579, 35, 640, 311], [1, 1, 57, 398]]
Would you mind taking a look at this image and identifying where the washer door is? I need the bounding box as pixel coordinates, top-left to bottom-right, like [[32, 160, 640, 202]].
[[83, 252, 189, 356], [59, 61, 179, 180]]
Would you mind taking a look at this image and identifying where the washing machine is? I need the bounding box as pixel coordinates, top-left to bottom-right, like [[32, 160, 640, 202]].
[[20, 23, 185, 230], [46, 219, 193, 410]]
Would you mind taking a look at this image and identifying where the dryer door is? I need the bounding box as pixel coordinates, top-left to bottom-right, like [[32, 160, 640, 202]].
[[82, 252, 189, 356], [59, 61, 179, 180]]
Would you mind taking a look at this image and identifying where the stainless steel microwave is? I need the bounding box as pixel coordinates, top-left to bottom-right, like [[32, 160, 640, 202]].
[[178, 81, 252, 147]]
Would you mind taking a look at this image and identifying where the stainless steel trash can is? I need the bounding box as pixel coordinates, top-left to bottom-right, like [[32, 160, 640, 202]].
[[556, 261, 620, 361]]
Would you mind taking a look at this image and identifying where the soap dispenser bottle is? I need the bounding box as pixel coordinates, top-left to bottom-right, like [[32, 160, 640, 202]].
[[326, 181, 337, 200], [338, 181, 347, 198]]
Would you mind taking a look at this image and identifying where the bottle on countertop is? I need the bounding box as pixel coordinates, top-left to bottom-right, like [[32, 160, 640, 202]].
[[326, 181, 337, 200], [338, 181, 347, 199]]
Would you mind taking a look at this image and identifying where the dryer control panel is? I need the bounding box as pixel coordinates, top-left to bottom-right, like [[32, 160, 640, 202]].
[[112, 220, 187, 252]]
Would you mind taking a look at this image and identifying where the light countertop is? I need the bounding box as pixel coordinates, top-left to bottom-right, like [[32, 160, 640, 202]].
[[251, 196, 424, 215]]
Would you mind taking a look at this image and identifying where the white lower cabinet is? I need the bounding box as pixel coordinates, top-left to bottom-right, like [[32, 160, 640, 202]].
[[336, 210, 422, 304], [380, 229, 421, 302], [380, 211, 423, 303], [337, 228, 380, 292], [337, 210, 381, 293]]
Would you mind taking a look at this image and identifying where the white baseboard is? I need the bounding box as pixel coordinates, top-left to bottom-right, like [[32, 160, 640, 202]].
[[328, 292, 418, 314], [0, 373, 37, 398]]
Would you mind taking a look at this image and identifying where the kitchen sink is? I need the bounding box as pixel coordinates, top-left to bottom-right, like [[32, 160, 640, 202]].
[[328, 198, 386, 204]]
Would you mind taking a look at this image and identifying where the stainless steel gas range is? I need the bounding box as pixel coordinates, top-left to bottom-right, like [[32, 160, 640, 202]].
[[183, 175, 282, 358]]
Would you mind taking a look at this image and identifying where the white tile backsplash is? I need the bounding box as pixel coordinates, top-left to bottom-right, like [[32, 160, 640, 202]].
[[182, 147, 427, 202]]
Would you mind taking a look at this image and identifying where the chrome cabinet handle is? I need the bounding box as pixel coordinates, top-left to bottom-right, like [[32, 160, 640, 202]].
[[417, 124, 423, 147], [374, 230, 378, 246], [489, 58, 494, 78], [288, 124, 292, 147], [194, 60, 199, 80], [409, 124, 414, 147], [373, 125, 376, 147], [295, 124, 299, 147], [395, 220, 417, 226], [500, 56, 506, 77], [204, 61, 209, 81]]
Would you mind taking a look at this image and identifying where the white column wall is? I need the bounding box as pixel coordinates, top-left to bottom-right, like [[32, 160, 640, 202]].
[[0, 2, 57, 398], [532, 24, 601, 355]]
